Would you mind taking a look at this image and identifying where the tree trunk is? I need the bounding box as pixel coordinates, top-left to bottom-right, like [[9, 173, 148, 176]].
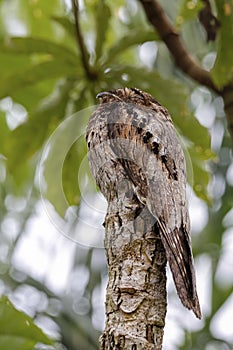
[[99, 176, 167, 350]]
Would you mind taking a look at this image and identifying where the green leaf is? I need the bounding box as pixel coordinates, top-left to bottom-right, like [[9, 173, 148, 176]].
[[62, 142, 82, 208], [0, 36, 78, 63], [0, 38, 77, 109], [0, 53, 32, 80], [188, 146, 211, 202], [176, 0, 204, 26], [0, 37, 81, 100], [0, 295, 53, 350], [3, 80, 74, 183], [175, 112, 212, 153], [95, 2, 111, 60], [2, 0, 65, 41], [212, 285, 233, 316], [104, 29, 159, 65], [0, 60, 78, 99], [10, 78, 58, 112], [42, 105, 91, 216], [0, 111, 10, 155], [211, 2, 233, 88], [51, 15, 77, 40]]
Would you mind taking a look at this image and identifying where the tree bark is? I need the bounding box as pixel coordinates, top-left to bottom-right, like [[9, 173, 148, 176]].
[[100, 179, 167, 350]]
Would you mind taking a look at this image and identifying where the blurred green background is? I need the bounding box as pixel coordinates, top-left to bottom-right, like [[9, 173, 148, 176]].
[[0, 0, 232, 349]]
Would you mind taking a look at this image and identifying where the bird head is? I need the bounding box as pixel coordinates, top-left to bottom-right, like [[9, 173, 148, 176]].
[[96, 87, 160, 107]]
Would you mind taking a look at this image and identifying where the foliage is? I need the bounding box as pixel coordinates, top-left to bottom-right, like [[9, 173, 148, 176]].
[[211, 1, 233, 87], [0, 0, 232, 349], [0, 296, 54, 350]]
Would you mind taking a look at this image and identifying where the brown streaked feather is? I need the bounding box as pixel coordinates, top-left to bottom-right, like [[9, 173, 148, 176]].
[[88, 87, 201, 318]]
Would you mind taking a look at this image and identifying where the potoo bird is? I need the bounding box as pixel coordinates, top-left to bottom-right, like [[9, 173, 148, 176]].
[[86, 87, 201, 319]]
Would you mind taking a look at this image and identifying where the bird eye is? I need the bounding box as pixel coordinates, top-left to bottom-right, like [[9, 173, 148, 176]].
[[130, 88, 145, 101]]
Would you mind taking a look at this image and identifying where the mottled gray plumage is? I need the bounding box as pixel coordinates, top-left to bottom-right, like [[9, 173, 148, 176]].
[[86, 87, 201, 319]]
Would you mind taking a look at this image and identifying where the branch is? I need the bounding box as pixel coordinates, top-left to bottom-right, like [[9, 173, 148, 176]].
[[223, 85, 233, 139], [71, 0, 96, 80], [138, 0, 219, 93], [198, 0, 220, 42]]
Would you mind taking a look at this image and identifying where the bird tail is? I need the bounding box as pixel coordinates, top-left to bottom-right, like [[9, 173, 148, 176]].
[[158, 222, 201, 319]]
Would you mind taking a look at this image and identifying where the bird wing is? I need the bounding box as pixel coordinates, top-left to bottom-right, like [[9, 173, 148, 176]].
[[107, 101, 201, 318]]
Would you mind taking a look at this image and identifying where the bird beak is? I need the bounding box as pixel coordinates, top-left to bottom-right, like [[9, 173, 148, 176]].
[[96, 91, 111, 104], [96, 91, 113, 99], [96, 91, 122, 103]]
